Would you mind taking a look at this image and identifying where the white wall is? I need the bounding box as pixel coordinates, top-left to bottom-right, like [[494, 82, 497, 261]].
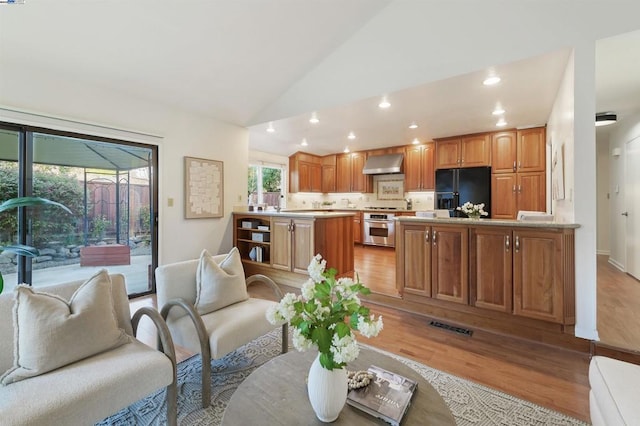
[[0, 64, 249, 265], [596, 137, 611, 255], [607, 111, 640, 270]]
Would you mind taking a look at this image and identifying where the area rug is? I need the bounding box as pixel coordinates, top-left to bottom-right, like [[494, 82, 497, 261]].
[[97, 330, 588, 425]]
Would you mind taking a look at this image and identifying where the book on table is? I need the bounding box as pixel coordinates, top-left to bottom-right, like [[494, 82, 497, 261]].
[[346, 365, 418, 425]]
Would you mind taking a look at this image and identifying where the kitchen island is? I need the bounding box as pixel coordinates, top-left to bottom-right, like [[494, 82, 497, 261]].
[[233, 211, 355, 288], [389, 216, 582, 349]]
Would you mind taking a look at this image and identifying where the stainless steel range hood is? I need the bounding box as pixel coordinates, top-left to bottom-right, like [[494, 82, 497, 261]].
[[362, 153, 403, 174]]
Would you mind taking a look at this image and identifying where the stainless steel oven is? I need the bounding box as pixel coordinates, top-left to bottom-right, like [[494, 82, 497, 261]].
[[363, 212, 395, 247]]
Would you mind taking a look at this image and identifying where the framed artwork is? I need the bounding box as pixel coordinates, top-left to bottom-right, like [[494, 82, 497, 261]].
[[377, 179, 404, 200], [184, 156, 224, 218]]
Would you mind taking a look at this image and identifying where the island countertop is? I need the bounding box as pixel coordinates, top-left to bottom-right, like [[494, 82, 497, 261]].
[[395, 215, 580, 229], [233, 210, 356, 218]]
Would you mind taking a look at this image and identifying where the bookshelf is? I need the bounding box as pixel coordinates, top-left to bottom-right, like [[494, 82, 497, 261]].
[[235, 215, 271, 265]]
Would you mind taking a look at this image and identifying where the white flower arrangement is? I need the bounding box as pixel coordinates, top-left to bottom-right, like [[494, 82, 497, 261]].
[[456, 201, 488, 218], [266, 254, 383, 370]]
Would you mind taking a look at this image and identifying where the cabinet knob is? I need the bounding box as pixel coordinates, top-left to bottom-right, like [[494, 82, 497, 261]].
[[512, 185, 516, 193], [513, 161, 516, 171], [515, 235, 520, 252], [518, 185, 522, 193], [505, 235, 510, 252], [425, 229, 430, 243], [432, 230, 437, 245], [622, 212, 629, 217]]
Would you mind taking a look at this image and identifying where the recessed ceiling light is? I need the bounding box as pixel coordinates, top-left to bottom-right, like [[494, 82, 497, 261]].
[[496, 118, 507, 127], [483, 76, 501, 86], [309, 112, 319, 124], [348, 131, 356, 140], [595, 112, 617, 127], [409, 122, 418, 129], [378, 97, 391, 109], [266, 122, 275, 133], [301, 138, 308, 146], [492, 107, 505, 115], [412, 138, 420, 145], [343, 146, 350, 153]]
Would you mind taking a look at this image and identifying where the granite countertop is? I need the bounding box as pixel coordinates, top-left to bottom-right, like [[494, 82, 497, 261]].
[[233, 210, 356, 218], [395, 216, 580, 229]]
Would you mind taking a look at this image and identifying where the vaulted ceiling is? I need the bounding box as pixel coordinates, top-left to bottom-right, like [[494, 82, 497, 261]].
[[2, 1, 640, 156]]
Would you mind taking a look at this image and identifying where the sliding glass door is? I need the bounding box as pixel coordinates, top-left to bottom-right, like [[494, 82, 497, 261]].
[[0, 124, 158, 296]]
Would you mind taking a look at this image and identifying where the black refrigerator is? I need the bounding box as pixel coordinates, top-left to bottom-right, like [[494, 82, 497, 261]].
[[435, 166, 491, 217]]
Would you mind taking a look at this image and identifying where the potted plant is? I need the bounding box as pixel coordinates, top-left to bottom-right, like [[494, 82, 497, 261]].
[[0, 197, 72, 293]]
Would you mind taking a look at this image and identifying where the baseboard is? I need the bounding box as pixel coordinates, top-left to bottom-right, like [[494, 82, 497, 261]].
[[596, 249, 610, 256], [608, 257, 625, 272], [591, 341, 640, 365]]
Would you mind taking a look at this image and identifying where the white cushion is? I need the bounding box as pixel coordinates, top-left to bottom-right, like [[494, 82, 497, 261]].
[[169, 297, 279, 359], [1, 269, 131, 385], [589, 356, 640, 425], [195, 247, 248, 315], [0, 340, 172, 426]]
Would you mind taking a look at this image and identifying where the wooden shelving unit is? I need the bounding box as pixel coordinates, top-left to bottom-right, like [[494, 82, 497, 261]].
[[234, 215, 271, 265]]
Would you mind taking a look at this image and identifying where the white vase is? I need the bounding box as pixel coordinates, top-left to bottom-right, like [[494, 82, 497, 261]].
[[307, 353, 348, 422]]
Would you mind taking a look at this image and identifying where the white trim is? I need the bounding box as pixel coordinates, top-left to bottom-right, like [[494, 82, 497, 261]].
[[0, 105, 163, 145], [596, 250, 610, 256], [608, 257, 625, 272]]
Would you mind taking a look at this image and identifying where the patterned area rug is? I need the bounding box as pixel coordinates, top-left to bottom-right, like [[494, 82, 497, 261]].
[[97, 330, 588, 425]]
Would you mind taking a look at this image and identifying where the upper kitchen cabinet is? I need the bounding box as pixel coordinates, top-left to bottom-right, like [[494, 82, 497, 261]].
[[435, 134, 490, 169], [492, 127, 545, 174], [404, 142, 434, 191], [336, 151, 372, 193], [289, 152, 322, 193], [321, 154, 336, 193]]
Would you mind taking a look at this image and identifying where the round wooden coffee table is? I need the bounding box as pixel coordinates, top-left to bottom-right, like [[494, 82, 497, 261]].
[[222, 347, 455, 425]]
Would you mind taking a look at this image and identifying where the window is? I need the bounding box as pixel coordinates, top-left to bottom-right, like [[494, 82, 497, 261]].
[[248, 163, 284, 208]]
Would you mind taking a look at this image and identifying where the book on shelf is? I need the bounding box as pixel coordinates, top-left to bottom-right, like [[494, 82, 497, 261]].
[[256, 246, 263, 262], [346, 365, 418, 426]]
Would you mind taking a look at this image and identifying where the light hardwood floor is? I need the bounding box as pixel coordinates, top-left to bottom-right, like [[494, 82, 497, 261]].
[[132, 245, 592, 422]]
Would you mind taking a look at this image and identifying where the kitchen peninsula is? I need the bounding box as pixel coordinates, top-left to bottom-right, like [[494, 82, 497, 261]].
[[389, 215, 581, 349], [233, 211, 355, 287]]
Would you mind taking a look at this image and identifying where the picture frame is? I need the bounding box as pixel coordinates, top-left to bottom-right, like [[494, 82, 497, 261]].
[[184, 156, 224, 218], [377, 179, 404, 200]]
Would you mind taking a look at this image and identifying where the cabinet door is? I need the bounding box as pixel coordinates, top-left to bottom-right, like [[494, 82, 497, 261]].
[[517, 172, 545, 212], [435, 139, 460, 169], [460, 134, 490, 167], [421, 143, 435, 190], [469, 227, 513, 313], [350, 152, 370, 193], [336, 154, 351, 192], [404, 145, 423, 191], [399, 224, 431, 297], [298, 162, 311, 192], [491, 131, 517, 173], [322, 165, 336, 193], [292, 219, 314, 274], [491, 174, 517, 219], [517, 127, 546, 173], [271, 218, 292, 271], [513, 230, 563, 323], [310, 163, 322, 192], [353, 213, 362, 244], [431, 225, 468, 304]]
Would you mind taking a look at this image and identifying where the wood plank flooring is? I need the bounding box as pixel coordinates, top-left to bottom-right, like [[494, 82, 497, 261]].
[[132, 244, 592, 422]]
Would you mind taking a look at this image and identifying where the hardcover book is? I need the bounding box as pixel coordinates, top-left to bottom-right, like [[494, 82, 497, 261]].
[[346, 365, 418, 425]]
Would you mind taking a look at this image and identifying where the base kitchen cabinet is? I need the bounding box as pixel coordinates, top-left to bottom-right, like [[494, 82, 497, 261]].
[[271, 217, 314, 274], [397, 223, 468, 305], [469, 226, 512, 313]]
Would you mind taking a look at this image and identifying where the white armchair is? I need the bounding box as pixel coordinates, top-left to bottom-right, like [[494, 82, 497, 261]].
[[156, 249, 288, 409]]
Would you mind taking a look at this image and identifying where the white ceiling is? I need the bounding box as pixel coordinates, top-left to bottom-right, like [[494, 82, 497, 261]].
[[2, 1, 640, 156]]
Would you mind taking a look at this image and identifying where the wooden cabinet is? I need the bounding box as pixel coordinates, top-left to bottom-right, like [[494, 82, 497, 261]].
[[289, 152, 322, 193], [321, 155, 336, 193], [513, 229, 570, 323], [492, 127, 545, 174], [469, 227, 512, 313], [397, 223, 468, 305], [271, 217, 314, 274], [404, 143, 434, 191], [336, 152, 372, 193], [353, 211, 363, 244], [491, 172, 546, 219], [233, 215, 272, 265], [435, 134, 490, 169]]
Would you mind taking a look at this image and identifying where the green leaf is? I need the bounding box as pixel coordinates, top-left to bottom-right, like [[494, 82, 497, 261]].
[[319, 352, 334, 370], [1, 244, 39, 258], [0, 197, 72, 214], [335, 322, 350, 338], [311, 327, 331, 353], [350, 312, 359, 329], [299, 321, 310, 335], [304, 300, 317, 313], [0, 272, 3, 294]]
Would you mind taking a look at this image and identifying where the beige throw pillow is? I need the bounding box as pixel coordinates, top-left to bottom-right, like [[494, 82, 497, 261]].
[[0, 269, 131, 385], [195, 247, 249, 315]]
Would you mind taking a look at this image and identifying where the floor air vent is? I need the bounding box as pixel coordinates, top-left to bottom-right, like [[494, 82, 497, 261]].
[[429, 320, 473, 337]]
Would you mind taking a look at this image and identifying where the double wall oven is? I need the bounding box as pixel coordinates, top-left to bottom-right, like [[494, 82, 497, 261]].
[[363, 210, 395, 248]]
